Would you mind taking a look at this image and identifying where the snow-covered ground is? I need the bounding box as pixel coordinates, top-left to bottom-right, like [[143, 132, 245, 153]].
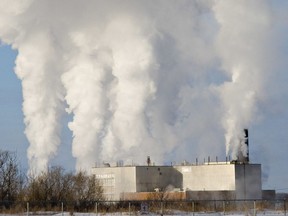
[[0, 211, 287, 216], [55, 212, 286, 216]]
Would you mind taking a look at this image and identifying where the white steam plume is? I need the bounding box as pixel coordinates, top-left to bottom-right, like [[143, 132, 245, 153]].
[[99, 17, 158, 164], [213, 1, 272, 159], [62, 33, 115, 170], [0, 0, 285, 175], [16, 33, 65, 174], [0, 0, 66, 175]]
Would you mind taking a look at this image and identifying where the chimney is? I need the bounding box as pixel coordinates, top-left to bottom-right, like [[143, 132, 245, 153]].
[[244, 128, 249, 163], [236, 129, 249, 164]]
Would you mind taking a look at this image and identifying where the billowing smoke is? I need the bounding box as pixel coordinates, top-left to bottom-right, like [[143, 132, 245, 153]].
[[213, 1, 273, 160], [0, 0, 66, 174], [0, 0, 286, 175]]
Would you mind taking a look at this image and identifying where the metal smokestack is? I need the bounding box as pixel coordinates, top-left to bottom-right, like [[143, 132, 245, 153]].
[[235, 128, 249, 164], [244, 128, 249, 163]]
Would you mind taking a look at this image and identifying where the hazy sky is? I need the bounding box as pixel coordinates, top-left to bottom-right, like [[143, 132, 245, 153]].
[[0, 0, 288, 192]]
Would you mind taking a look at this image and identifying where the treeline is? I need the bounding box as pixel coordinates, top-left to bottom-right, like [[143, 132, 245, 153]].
[[0, 150, 104, 211]]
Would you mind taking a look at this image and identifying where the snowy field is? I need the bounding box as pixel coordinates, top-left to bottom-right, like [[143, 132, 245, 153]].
[[0, 211, 287, 216]]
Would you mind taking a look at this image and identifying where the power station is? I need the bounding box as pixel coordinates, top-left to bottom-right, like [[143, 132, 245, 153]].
[[92, 129, 275, 201]]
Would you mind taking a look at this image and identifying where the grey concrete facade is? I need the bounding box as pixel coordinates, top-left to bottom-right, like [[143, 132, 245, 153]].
[[92, 163, 262, 201], [92, 166, 182, 200], [93, 166, 136, 200], [174, 163, 262, 199], [235, 164, 262, 199], [174, 164, 236, 191], [135, 166, 182, 192]]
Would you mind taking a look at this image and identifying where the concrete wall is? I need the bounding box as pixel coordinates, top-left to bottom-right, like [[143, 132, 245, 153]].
[[174, 163, 262, 200], [92, 163, 262, 201], [186, 191, 236, 200], [174, 164, 236, 191], [93, 166, 182, 200], [135, 166, 182, 192], [262, 190, 275, 200], [235, 164, 262, 199], [92, 166, 137, 200]]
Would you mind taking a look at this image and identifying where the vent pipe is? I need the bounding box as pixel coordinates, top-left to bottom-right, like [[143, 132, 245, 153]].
[[237, 128, 249, 164], [147, 156, 151, 166], [244, 128, 249, 163], [234, 129, 250, 164]]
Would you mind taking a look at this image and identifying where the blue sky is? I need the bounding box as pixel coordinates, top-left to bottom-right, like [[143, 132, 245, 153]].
[[0, 45, 28, 166]]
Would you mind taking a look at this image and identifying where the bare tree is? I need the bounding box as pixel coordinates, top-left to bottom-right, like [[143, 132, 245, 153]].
[[24, 167, 104, 210], [0, 151, 104, 211], [0, 150, 23, 204], [25, 166, 74, 205], [72, 171, 104, 210]]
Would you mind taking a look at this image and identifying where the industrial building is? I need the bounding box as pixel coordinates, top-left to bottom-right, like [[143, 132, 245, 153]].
[[92, 162, 264, 201], [92, 129, 274, 201]]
